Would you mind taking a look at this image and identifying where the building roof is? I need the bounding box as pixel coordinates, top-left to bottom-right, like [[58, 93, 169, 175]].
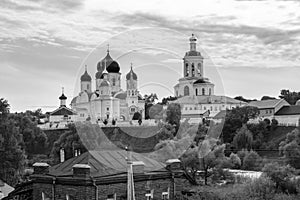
[[80, 69, 92, 82], [173, 95, 246, 105], [50, 150, 166, 178], [0, 180, 14, 197], [114, 91, 127, 100], [193, 78, 212, 85], [275, 105, 300, 116], [50, 106, 76, 116], [185, 51, 202, 57], [126, 66, 137, 80], [248, 99, 287, 109], [213, 110, 227, 119]]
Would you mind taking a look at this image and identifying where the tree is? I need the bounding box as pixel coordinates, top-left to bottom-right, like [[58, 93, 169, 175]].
[[261, 96, 276, 101], [279, 128, 300, 168], [198, 139, 226, 185], [148, 104, 164, 120], [50, 124, 87, 164], [234, 96, 256, 103], [165, 103, 181, 134], [222, 106, 259, 143], [263, 162, 296, 192], [232, 125, 253, 150], [0, 98, 26, 186], [160, 96, 177, 105], [144, 93, 158, 119], [279, 89, 300, 105], [132, 112, 142, 120]]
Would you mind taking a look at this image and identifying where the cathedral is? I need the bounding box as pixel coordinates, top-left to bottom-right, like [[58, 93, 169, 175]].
[[173, 34, 247, 118], [70, 50, 145, 123]]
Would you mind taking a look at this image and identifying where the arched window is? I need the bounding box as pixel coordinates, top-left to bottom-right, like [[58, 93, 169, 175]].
[[209, 88, 212, 95], [191, 63, 195, 76], [198, 63, 202, 76], [184, 86, 189, 96], [112, 78, 116, 86], [202, 88, 205, 95], [185, 63, 189, 76], [195, 88, 198, 96]]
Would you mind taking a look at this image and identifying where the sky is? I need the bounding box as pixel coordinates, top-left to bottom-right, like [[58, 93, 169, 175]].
[[0, 0, 300, 112]]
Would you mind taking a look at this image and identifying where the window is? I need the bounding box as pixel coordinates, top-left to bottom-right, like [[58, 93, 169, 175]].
[[202, 88, 205, 95], [209, 88, 212, 95], [112, 78, 116, 86], [204, 106, 206, 110], [191, 63, 195, 76], [210, 106, 213, 111], [185, 63, 189, 76], [107, 107, 109, 111], [145, 189, 154, 200], [184, 86, 189, 96], [132, 101, 134, 104], [190, 107, 192, 110], [198, 63, 202, 75], [131, 107, 135, 112], [107, 194, 116, 200], [194, 107, 197, 110], [185, 107, 188, 110], [87, 84, 89, 90], [195, 88, 198, 96]]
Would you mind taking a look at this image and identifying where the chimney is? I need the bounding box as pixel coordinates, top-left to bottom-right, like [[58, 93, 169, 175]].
[[132, 161, 145, 174], [33, 163, 50, 175], [166, 159, 181, 171], [73, 164, 90, 177]]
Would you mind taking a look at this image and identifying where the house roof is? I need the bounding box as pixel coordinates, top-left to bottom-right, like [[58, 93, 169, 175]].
[[49, 150, 166, 178], [0, 180, 14, 197], [275, 105, 300, 116], [248, 99, 286, 109], [173, 95, 246, 105], [50, 106, 76, 116]]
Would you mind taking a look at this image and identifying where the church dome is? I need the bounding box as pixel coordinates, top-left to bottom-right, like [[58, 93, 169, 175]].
[[126, 66, 137, 80], [97, 51, 120, 73], [59, 93, 67, 100], [95, 71, 102, 79], [107, 61, 120, 73], [296, 99, 300, 106], [81, 69, 92, 82], [100, 80, 110, 87]]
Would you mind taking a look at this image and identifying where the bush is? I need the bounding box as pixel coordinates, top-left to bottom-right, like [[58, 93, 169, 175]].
[[243, 150, 262, 171], [244, 177, 276, 200], [230, 153, 241, 169]]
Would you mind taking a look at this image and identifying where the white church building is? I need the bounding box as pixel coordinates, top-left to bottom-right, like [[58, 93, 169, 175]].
[[172, 34, 247, 119], [70, 50, 145, 123]]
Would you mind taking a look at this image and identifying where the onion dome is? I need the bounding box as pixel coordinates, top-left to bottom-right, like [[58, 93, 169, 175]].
[[59, 93, 67, 100], [95, 71, 102, 79], [96, 50, 120, 73], [100, 80, 110, 87], [126, 65, 137, 80], [107, 61, 120, 73], [81, 66, 92, 82]]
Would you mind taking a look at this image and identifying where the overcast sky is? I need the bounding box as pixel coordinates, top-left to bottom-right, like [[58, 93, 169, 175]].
[[0, 0, 300, 112]]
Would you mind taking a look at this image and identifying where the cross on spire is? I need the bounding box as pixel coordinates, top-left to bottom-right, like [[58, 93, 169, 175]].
[[107, 44, 110, 53], [62, 87, 64, 94]]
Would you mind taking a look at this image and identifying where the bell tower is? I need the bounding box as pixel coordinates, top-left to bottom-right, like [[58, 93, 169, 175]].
[[183, 34, 204, 78]]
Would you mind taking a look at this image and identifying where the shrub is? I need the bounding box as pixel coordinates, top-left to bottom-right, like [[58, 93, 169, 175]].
[[243, 150, 262, 171], [244, 177, 276, 200], [230, 153, 241, 169]]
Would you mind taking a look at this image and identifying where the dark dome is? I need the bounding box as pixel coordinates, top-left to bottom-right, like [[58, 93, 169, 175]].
[[59, 93, 67, 100], [106, 61, 120, 73], [81, 70, 92, 82], [97, 51, 120, 73], [126, 67, 137, 80], [95, 71, 102, 79]]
